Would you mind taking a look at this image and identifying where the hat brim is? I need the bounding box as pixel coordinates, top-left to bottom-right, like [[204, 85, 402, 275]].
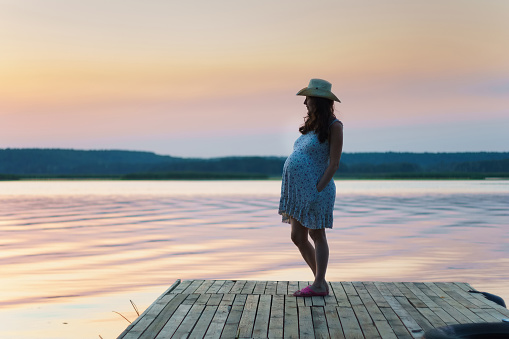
[[297, 88, 341, 102]]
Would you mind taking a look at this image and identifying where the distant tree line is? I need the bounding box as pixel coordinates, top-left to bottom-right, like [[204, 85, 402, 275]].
[[0, 174, 20, 181], [339, 162, 420, 174], [0, 148, 508, 179]]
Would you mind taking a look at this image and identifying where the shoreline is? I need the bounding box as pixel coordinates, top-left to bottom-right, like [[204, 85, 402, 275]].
[[1, 175, 508, 181]]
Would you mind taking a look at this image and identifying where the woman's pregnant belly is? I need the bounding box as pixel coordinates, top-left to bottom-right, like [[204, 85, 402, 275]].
[[284, 152, 323, 201]]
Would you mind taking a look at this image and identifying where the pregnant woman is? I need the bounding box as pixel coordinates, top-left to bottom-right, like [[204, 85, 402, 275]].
[[279, 79, 343, 297]]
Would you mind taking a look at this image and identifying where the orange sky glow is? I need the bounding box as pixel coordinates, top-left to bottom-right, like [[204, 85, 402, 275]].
[[1, 0, 508, 156]]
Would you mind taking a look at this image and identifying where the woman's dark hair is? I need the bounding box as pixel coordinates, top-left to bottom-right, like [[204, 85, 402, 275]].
[[299, 96, 335, 143]]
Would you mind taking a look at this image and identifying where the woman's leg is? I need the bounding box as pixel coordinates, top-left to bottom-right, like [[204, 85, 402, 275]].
[[290, 218, 317, 277], [309, 228, 329, 292]]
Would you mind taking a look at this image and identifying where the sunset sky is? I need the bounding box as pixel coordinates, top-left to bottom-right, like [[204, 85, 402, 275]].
[[1, 0, 508, 157]]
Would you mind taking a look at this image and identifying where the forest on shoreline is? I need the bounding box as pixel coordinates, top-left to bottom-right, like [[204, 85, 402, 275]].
[[1, 148, 508, 180]]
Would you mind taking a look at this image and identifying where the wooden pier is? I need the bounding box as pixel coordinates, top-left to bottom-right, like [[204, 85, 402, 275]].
[[118, 280, 509, 338]]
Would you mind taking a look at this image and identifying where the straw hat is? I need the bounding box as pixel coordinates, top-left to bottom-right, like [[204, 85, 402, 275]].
[[296, 79, 341, 102]]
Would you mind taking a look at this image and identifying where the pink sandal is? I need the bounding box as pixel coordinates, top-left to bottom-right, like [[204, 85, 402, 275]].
[[293, 285, 329, 297]]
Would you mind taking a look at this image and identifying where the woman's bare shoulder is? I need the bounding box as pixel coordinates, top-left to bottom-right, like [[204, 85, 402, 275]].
[[330, 120, 343, 130]]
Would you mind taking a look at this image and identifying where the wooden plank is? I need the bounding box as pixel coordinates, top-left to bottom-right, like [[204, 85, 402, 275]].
[[268, 295, 284, 338], [119, 279, 181, 339], [342, 282, 358, 296], [252, 294, 271, 338], [206, 280, 226, 294], [284, 295, 299, 338], [299, 281, 309, 290], [455, 283, 509, 317], [395, 296, 434, 332], [403, 282, 440, 309], [229, 280, 247, 294], [415, 307, 447, 328], [206, 293, 224, 306], [277, 281, 289, 295], [456, 282, 476, 293], [484, 307, 509, 321], [312, 295, 326, 306], [298, 281, 313, 307], [352, 282, 377, 309], [427, 294, 473, 324], [288, 281, 299, 296], [413, 282, 439, 299], [363, 282, 390, 308], [253, 281, 267, 295], [373, 282, 393, 297], [466, 292, 509, 311], [219, 293, 236, 306], [265, 281, 277, 295], [195, 293, 211, 305], [154, 303, 192, 338], [416, 282, 473, 324], [413, 283, 464, 328], [182, 293, 200, 305], [217, 280, 235, 294], [470, 308, 504, 322], [180, 280, 205, 294], [382, 295, 424, 338], [447, 284, 495, 311], [379, 307, 413, 339], [121, 294, 176, 339], [171, 280, 193, 294], [331, 282, 350, 307], [171, 303, 206, 338], [393, 282, 427, 308], [204, 305, 230, 339], [121, 280, 509, 339], [352, 303, 381, 338], [434, 282, 479, 309], [188, 305, 218, 339], [424, 283, 484, 323], [138, 293, 188, 339], [337, 306, 364, 339], [354, 282, 397, 339], [241, 280, 256, 295], [220, 294, 247, 338], [237, 294, 259, 338], [347, 295, 363, 307], [194, 279, 215, 294], [323, 305, 345, 339], [298, 306, 314, 338], [203, 294, 236, 338], [312, 306, 331, 339], [324, 281, 338, 306], [452, 283, 497, 309], [383, 282, 405, 297], [428, 307, 460, 326], [423, 282, 448, 299], [369, 315, 397, 339]]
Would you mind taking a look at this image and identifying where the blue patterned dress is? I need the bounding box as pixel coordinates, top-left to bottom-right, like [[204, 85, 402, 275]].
[[278, 119, 342, 229]]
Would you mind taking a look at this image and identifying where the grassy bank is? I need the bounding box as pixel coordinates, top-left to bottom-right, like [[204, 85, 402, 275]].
[[0, 174, 21, 181], [334, 172, 509, 180], [1, 172, 509, 181]]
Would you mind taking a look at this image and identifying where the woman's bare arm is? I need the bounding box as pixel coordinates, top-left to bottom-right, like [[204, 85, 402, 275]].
[[316, 122, 343, 192]]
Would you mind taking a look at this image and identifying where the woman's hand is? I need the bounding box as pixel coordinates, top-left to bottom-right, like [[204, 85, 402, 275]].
[[316, 122, 343, 190]]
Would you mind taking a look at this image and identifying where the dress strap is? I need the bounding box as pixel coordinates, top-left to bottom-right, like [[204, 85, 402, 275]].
[[328, 118, 342, 127]]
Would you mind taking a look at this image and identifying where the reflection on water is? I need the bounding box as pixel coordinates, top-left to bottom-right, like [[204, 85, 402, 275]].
[[0, 180, 508, 338]]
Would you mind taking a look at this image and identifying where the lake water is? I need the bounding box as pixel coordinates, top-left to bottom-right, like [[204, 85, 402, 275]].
[[0, 180, 508, 338]]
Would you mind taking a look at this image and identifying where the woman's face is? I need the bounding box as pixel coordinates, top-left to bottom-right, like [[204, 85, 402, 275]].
[[304, 96, 315, 112]]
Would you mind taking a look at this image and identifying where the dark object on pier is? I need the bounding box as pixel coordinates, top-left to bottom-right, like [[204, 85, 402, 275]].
[[468, 290, 506, 308], [423, 322, 509, 339]]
